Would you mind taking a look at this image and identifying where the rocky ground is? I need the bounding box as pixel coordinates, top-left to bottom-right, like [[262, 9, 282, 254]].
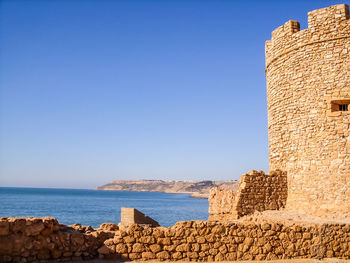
[[237, 210, 350, 225]]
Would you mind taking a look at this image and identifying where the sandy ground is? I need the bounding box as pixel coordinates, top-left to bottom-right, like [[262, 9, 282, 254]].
[[66, 259, 350, 263], [235, 210, 350, 225]]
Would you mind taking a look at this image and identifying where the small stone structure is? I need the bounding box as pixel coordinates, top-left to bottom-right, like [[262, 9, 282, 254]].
[[120, 207, 159, 227], [265, 4, 350, 218], [208, 170, 287, 221]]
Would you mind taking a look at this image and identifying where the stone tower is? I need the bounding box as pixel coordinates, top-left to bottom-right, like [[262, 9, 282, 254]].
[[265, 4, 350, 218]]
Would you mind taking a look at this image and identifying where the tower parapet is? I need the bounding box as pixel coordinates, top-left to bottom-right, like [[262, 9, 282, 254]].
[[265, 4, 350, 219], [266, 4, 350, 68]]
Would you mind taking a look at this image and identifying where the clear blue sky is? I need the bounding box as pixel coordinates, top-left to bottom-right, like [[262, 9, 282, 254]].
[[0, 0, 343, 188]]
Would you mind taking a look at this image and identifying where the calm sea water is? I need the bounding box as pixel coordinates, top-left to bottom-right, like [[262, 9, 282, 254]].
[[0, 187, 208, 228]]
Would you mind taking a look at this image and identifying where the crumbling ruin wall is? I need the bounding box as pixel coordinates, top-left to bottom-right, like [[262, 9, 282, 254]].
[[208, 170, 287, 221], [2, 217, 350, 262], [99, 220, 350, 261], [0, 217, 116, 263], [265, 4, 350, 218]]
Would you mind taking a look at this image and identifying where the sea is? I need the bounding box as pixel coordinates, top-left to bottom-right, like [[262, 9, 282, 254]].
[[0, 187, 209, 228]]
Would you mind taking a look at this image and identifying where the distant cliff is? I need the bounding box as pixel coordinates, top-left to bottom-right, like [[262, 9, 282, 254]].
[[95, 179, 238, 198]]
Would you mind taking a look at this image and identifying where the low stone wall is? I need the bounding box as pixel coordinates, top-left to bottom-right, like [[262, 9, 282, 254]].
[[100, 220, 350, 261], [1, 217, 350, 262], [209, 170, 287, 221], [0, 217, 116, 263]]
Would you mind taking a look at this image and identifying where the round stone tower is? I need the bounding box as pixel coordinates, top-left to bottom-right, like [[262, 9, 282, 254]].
[[265, 4, 350, 218]]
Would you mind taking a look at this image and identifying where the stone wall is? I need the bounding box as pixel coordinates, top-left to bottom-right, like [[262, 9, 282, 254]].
[[2, 217, 350, 262], [99, 220, 350, 261], [0, 217, 116, 263], [208, 170, 287, 221], [121, 207, 159, 228], [265, 4, 350, 218]]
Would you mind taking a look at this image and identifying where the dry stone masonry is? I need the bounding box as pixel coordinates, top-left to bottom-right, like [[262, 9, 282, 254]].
[[208, 170, 287, 221], [120, 208, 159, 228], [99, 220, 350, 261], [2, 216, 350, 262], [209, 4, 350, 223], [0, 217, 117, 262], [265, 4, 350, 219]]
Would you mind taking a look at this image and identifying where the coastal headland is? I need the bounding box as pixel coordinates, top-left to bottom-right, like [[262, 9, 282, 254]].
[[96, 180, 238, 199]]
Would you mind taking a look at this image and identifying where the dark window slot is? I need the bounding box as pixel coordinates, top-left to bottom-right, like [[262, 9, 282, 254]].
[[339, 104, 349, 111]]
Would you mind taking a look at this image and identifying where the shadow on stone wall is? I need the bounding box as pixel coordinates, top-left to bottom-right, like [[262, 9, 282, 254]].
[[209, 170, 287, 221]]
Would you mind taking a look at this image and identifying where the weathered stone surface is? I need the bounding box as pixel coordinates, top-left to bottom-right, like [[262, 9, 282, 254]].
[[25, 221, 45, 236], [209, 170, 287, 220], [129, 252, 141, 260], [0, 217, 115, 262], [266, 3, 350, 219], [98, 223, 118, 231], [120, 207, 159, 227], [142, 251, 156, 260], [97, 245, 112, 255], [115, 243, 128, 254], [132, 243, 145, 253], [156, 251, 170, 260], [149, 244, 162, 253], [100, 220, 350, 261], [0, 220, 9, 236]]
